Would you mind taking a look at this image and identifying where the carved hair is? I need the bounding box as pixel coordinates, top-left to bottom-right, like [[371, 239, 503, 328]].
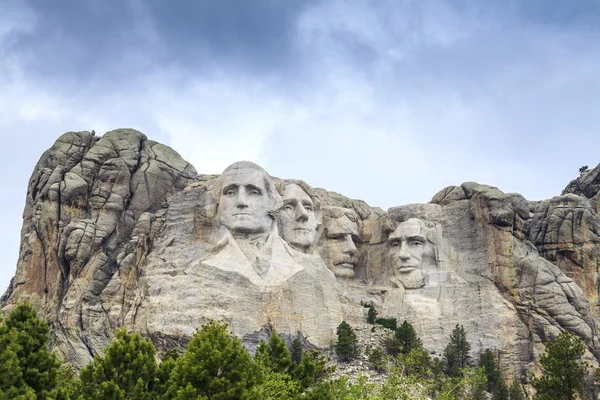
[[274, 179, 321, 213], [211, 161, 282, 216], [322, 206, 359, 223]]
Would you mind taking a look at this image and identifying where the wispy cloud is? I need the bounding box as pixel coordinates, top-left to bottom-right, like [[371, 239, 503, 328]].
[[1, 0, 600, 290]]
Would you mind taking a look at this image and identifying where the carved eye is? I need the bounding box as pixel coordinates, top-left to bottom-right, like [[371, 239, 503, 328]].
[[283, 204, 293, 211], [390, 241, 400, 247], [411, 241, 423, 247], [224, 189, 236, 196], [304, 205, 313, 212], [250, 189, 261, 196]]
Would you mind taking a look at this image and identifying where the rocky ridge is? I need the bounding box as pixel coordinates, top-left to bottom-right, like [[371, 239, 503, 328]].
[[2, 129, 600, 393]]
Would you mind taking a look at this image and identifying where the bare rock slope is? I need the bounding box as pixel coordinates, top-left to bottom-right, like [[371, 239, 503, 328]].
[[2, 129, 600, 390]]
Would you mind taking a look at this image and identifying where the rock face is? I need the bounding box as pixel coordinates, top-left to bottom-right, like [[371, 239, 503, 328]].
[[3, 130, 600, 390]]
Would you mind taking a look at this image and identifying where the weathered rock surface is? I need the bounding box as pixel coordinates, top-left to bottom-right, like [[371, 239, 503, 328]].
[[2, 130, 600, 393]]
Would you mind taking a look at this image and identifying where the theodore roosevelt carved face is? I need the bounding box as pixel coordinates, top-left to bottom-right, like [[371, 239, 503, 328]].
[[215, 161, 280, 235], [277, 183, 319, 252], [319, 207, 359, 279], [387, 218, 428, 289]]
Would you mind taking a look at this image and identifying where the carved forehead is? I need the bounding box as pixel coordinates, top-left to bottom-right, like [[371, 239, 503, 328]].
[[220, 168, 267, 190], [389, 218, 426, 240], [325, 215, 359, 236], [282, 183, 313, 204]]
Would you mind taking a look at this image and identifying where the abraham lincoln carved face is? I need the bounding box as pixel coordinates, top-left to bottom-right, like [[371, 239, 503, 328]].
[[387, 218, 428, 289]]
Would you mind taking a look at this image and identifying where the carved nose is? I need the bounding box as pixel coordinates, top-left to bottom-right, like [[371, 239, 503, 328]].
[[343, 235, 357, 255], [295, 206, 309, 222], [399, 243, 410, 259], [236, 192, 249, 208]]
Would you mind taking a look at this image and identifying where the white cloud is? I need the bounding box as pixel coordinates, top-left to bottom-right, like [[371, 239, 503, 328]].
[[1, 0, 600, 293]]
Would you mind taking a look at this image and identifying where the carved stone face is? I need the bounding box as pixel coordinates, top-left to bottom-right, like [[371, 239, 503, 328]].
[[217, 168, 273, 234], [321, 215, 359, 278], [387, 218, 426, 289], [278, 184, 318, 252]]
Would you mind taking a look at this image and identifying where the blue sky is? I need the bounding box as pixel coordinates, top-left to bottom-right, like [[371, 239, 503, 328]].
[[1, 0, 600, 291]]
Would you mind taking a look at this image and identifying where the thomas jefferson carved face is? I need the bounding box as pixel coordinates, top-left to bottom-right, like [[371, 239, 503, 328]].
[[217, 167, 273, 234], [320, 210, 359, 278], [278, 184, 318, 252], [387, 218, 427, 289]]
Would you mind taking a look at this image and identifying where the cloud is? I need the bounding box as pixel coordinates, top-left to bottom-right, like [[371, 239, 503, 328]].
[[2, 0, 600, 291]]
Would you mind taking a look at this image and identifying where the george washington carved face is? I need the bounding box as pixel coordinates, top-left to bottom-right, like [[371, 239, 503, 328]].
[[215, 162, 280, 235]]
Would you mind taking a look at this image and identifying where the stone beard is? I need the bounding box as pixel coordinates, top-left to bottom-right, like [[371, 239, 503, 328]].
[[319, 208, 359, 279], [387, 218, 428, 289], [277, 183, 318, 253]]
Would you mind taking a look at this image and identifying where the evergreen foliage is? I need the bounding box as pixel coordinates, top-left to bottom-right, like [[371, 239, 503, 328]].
[[0, 321, 36, 399], [508, 379, 525, 400], [383, 333, 402, 357], [443, 324, 471, 377], [291, 336, 303, 365], [304, 350, 335, 384], [367, 306, 378, 325], [532, 331, 587, 400], [396, 320, 422, 355], [375, 317, 397, 331], [4, 302, 61, 400], [255, 330, 294, 375], [335, 321, 359, 362], [156, 348, 180, 397], [492, 377, 509, 400], [166, 320, 261, 399], [366, 346, 386, 372], [396, 347, 434, 381], [480, 349, 500, 392], [77, 328, 158, 399], [258, 370, 300, 400]]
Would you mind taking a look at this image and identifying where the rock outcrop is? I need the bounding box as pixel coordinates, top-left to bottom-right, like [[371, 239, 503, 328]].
[[2, 129, 600, 392]]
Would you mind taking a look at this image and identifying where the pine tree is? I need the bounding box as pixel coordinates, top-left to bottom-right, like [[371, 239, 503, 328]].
[[443, 324, 471, 377], [4, 302, 61, 399], [255, 330, 294, 375], [367, 305, 378, 324], [480, 349, 500, 392], [335, 321, 358, 362], [291, 336, 303, 365], [508, 379, 525, 400], [167, 320, 261, 399], [383, 333, 402, 357], [293, 352, 317, 390], [0, 321, 36, 399], [395, 320, 422, 355], [532, 331, 587, 400], [156, 348, 180, 397], [367, 346, 386, 372], [492, 377, 509, 400], [77, 328, 159, 399]]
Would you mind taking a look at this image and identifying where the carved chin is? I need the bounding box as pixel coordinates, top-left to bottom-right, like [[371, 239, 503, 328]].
[[397, 270, 425, 289], [333, 264, 355, 278]]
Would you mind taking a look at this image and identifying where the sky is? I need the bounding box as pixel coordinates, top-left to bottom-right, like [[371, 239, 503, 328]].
[[1, 0, 600, 292]]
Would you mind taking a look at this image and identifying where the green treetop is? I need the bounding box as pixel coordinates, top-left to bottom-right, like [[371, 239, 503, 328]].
[[335, 321, 359, 362], [77, 328, 159, 399], [396, 320, 422, 355], [4, 303, 61, 400], [532, 331, 588, 400], [166, 320, 261, 399], [443, 324, 471, 377], [255, 330, 294, 375], [0, 320, 36, 399]]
